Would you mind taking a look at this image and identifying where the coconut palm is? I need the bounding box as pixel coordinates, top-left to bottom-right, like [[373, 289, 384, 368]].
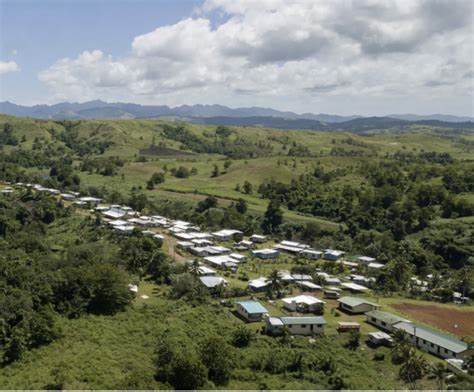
[[268, 269, 283, 298], [399, 348, 428, 387], [430, 362, 446, 389]]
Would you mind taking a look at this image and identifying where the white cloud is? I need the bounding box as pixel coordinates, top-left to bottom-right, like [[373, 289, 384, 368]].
[[0, 61, 19, 75], [37, 0, 473, 114]]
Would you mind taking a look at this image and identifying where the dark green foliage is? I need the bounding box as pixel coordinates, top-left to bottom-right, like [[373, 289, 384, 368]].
[[231, 325, 254, 348], [262, 199, 284, 234], [0, 123, 19, 146], [200, 335, 234, 385]]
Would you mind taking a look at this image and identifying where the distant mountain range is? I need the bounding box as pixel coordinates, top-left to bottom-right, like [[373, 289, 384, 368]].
[[1, 100, 473, 132]]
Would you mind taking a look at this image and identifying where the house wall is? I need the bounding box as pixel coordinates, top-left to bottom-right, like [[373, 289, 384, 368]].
[[340, 302, 375, 314], [402, 333, 468, 359], [366, 316, 397, 332], [287, 323, 325, 335], [236, 304, 263, 322]]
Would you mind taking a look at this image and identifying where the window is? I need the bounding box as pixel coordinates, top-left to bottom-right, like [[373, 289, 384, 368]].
[[381, 321, 386, 326], [444, 348, 448, 353], [372, 317, 376, 322], [453, 353, 456, 358], [288, 325, 292, 328], [317, 324, 322, 328], [301, 324, 306, 328]]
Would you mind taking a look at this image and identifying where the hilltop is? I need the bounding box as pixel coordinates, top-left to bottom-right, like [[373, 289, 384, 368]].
[[1, 101, 473, 132]]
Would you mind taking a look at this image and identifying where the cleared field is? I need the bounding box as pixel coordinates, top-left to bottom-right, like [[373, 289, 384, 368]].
[[391, 302, 474, 338]]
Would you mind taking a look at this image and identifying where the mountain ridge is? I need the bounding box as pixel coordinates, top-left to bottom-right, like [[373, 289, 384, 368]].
[[1, 100, 472, 124]]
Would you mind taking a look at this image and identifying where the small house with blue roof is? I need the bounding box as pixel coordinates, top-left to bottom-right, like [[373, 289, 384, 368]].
[[235, 300, 269, 322]]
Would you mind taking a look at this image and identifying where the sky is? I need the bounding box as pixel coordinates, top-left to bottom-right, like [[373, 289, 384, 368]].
[[0, 0, 473, 116]]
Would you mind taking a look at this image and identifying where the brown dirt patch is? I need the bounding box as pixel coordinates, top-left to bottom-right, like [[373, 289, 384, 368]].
[[391, 303, 474, 338], [139, 145, 195, 157]]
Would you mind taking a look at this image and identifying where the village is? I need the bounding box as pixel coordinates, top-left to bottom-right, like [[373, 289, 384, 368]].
[[2, 182, 473, 376]]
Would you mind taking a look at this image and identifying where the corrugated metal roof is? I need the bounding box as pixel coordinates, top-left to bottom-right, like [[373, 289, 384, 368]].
[[394, 321, 469, 353], [366, 310, 407, 325], [280, 316, 326, 325], [236, 300, 268, 314], [338, 296, 379, 307]]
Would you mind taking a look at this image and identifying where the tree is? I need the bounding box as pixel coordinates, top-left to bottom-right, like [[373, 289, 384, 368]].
[[346, 330, 361, 350], [235, 198, 247, 214], [174, 166, 190, 178], [268, 269, 283, 298], [224, 159, 232, 171], [243, 180, 253, 194], [231, 325, 253, 347], [398, 348, 428, 387], [211, 164, 220, 178], [430, 362, 446, 389], [196, 196, 218, 213], [391, 329, 410, 363], [262, 199, 283, 234], [200, 335, 233, 385], [85, 264, 134, 315]]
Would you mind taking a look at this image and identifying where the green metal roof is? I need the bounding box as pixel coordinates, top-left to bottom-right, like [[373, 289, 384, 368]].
[[280, 316, 326, 325], [394, 321, 469, 354], [338, 296, 379, 307], [366, 310, 408, 325]]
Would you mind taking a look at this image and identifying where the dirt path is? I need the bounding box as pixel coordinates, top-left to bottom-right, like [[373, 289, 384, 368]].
[[391, 303, 474, 338]]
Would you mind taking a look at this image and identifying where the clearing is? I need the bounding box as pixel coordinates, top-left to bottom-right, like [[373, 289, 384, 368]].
[[391, 302, 474, 338]]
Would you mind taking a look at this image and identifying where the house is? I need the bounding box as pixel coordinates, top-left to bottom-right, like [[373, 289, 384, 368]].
[[300, 249, 323, 259], [282, 295, 325, 313], [153, 234, 165, 241], [365, 310, 408, 332], [291, 274, 313, 282], [197, 266, 216, 276], [78, 196, 102, 207], [235, 240, 254, 249], [280, 240, 310, 249], [199, 276, 228, 292], [336, 321, 360, 332], [341, 282, 369, 293], [113, 225, 135, 234], [337, 296, 380, 314], [252, 248, 280, 259], [230, 253, 247, 263], [174, 232, 195, 241], [192, 239, 214, 247], [393, 321, 473, 359], [60, 193, 76, 201], [235, 300, 269, 322], [177, 241, 195, 250], [368, 262, 385, 270], [266, 316, 326, 336], [248, 277, 270, 292], [274, 244, 304, 254], [204, 255, 241, 269], [103, 207, 128, 219], [323, 290, 340, 299], [325, 277, 341, 286], [357, 256, 376, 265], [298, 281, 322, 291], [323, 249, 345, 261], [250, 234, 267, 243], [212, 229, 243, 241], [367, 331, 393, 347]]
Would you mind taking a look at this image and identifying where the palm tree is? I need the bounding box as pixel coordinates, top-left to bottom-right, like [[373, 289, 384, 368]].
[[189, 259, 200, 276], [430, 362, 446, 390], [268, 269, 283, 298], [399, 348, 428, 388], [391, 329, 410, 362]]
